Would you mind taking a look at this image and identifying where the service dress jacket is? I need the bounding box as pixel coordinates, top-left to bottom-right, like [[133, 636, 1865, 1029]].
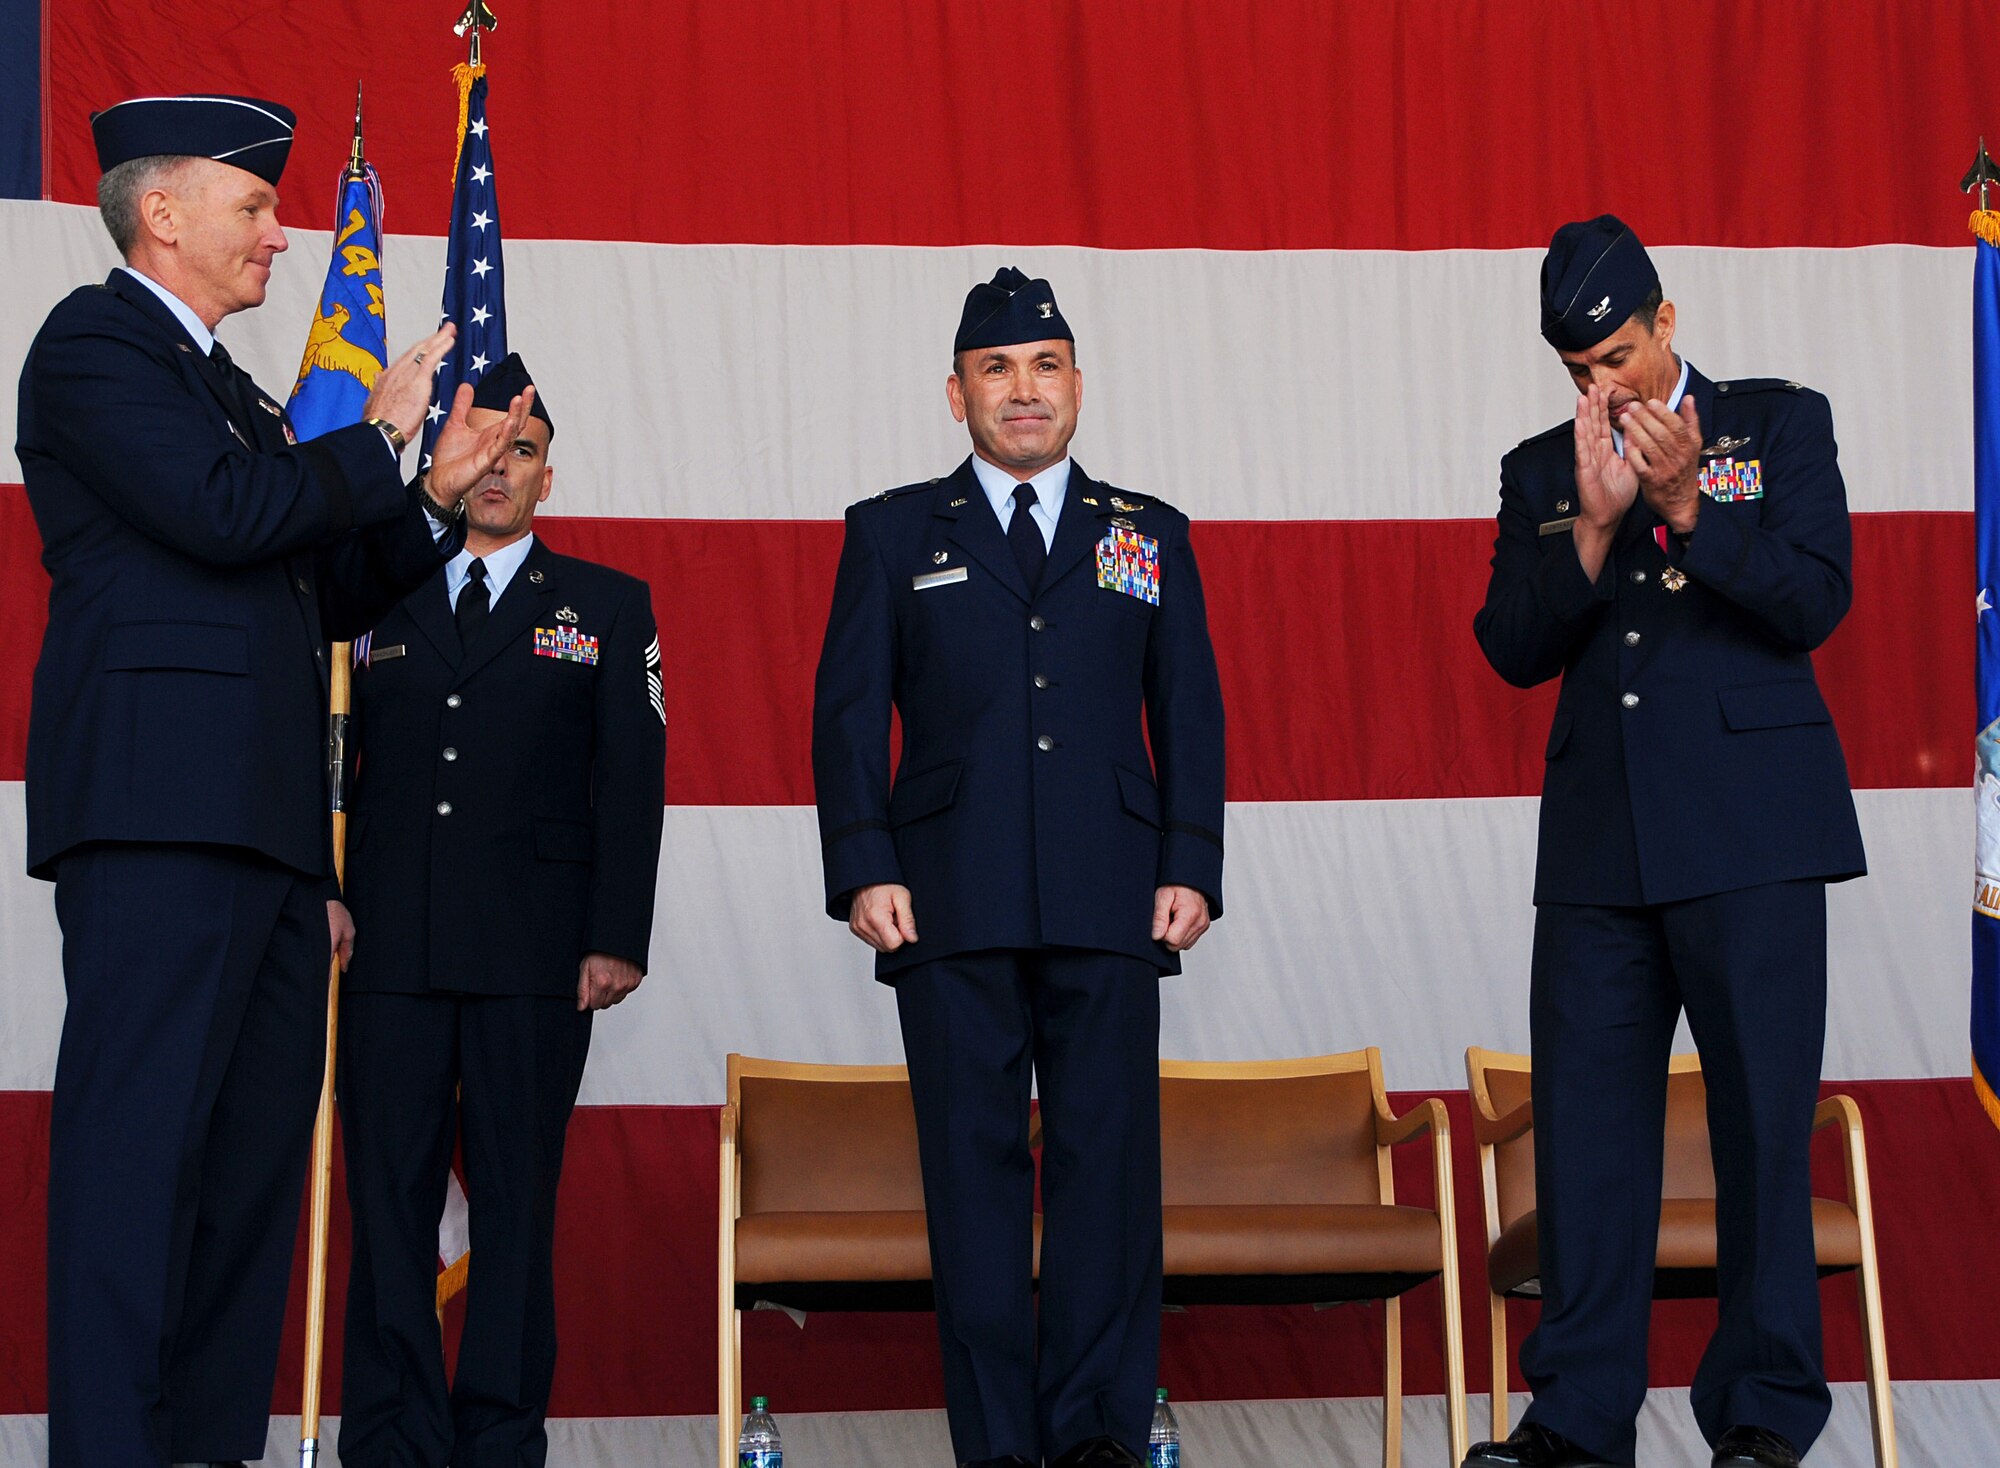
[[1473, 367, 1866, 907], [813, 458, 1227, 980], [17, 270, 457, 881], [340, 539, 665, 996]]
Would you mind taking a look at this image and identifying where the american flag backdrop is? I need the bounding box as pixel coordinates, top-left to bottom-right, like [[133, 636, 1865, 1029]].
[[1, 3, 1999, 1463]]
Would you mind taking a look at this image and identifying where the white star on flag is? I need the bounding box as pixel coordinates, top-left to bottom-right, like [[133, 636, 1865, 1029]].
[[471, 353, 490, 374], [471, 163, 492, 184], [1981, 588, 1994, 619], [471, 119, 488, 138], [472, 258, 492, 278], [426, 401, 445, 424], [471, 211, 491, 231], [471, 304, 491, 326]]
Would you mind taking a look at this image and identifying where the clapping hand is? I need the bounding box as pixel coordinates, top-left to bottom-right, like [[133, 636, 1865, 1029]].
[[1619, 395, 1704, 534]]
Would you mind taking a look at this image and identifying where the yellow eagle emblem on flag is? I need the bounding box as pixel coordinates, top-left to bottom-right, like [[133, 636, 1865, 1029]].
[[294, 302, 383, 391]]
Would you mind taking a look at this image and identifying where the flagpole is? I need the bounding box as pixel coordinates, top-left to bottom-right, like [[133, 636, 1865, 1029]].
[[297, 84, 367, 1468]]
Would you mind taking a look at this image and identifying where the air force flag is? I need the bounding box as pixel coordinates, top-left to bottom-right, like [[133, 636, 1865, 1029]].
[[1971, 208, 2000, 1127], [288, 162, 388, 440]]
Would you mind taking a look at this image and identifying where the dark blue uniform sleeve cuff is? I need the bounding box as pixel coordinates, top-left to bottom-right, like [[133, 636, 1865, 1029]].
[[822, 826, 904, 919], [1535, 534, 1614, 622], [1159, 829, 1224, 921]]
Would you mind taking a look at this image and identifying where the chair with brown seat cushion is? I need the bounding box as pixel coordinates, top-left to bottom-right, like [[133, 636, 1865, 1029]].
[[717, 1055, 1046, 1468], [1463, 1047, 1897, 1467], [1160, 1050, 1469, 1467]]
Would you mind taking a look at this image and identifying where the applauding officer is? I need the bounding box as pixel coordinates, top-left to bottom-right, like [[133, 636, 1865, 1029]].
[[335, 355, 665, 1468], [1468, 217, 1865, 1468], [18, 94, 530, 1468], [813, 270, 1226, 1468]]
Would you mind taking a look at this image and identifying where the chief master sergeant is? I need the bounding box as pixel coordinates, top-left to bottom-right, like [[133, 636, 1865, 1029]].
[[812, 268, 1227, 1468], [335, 355, 665, 1468], [17, 92, 533, 1468], [1466, 215, 1866, 1468]]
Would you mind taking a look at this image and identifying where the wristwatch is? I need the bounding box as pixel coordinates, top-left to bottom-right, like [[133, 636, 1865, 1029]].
[[364, 416, 408, 453], [414, 472, 465, 524]]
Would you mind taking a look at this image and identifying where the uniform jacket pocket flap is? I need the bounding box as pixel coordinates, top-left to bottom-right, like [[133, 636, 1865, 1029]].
[[533, 818, 593, 862], [1718, 680, 1832, 732], [1545, 711, 1574, 759], [102, 620, 248, 674], [889, 760, 962, 827], [1115, 764, 1163, 828]]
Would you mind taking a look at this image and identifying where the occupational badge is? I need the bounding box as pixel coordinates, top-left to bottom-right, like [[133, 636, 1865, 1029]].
[[1096, 526, 1161, 605], [1110, 497, 1144, 513], [534, 625, 600, 665], [1699, 457, 1763, 503], [1700, 435, 1751, 459], [555, 606, 579, 624]]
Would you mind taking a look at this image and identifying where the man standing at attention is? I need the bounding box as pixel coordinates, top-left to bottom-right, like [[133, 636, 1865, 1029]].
[[1468, 215, 1866, 1468], [813, 268, 1227, 1468], [18, 93, 533, 1468], [336, 355, 665, 1468]]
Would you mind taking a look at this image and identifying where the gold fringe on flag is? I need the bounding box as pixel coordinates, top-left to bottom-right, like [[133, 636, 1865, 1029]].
[[1972, 210, 2000, 249], [435, 1249, 471, 1313], [451, 61, 488, 181], [1977, 1062, 2000, 1130]]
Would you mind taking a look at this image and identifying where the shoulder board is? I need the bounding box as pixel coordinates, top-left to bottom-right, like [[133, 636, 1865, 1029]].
[[1514, 419, 1574, 451], [1713, 377, 1808, 397], [1095, 485, 1180, 517], [848, 481, 934, 511]]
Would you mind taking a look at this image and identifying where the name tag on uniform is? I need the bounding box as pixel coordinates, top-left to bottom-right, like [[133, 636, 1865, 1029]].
[[534, 626, 600, 664], [1096, 527, 1160, 605], [1538, 516, 1578, 536], [368, 643, 405, 663], [913, 566, 968, 591]]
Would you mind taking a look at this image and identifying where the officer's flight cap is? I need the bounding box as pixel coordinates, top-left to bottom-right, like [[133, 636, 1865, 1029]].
[[1539, 214, 1661, 352], [90, 95, 297, 187], [471, 352, 555, 441], [954, 267, 1074, 355]]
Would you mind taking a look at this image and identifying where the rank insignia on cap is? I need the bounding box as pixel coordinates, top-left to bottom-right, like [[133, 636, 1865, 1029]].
[[534, 626, 600, 665], [1038, 302, 1054, 319], [1701, 435, 1752, 458], [1096, 527, 1161, 606], [1587, 295, 1612, 322], [1699, 458, 1763, 502]]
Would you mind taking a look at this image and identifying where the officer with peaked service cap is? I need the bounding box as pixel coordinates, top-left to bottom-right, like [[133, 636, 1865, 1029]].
[[18, 93, 535, 1468], [813, 268, 1226, 1468], [1465, 216, 1865, 1468], [333, 353, 664, 1468]]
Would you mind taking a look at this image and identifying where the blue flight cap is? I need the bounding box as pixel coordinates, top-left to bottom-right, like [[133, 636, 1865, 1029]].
[[1539, 214, 1660, 351], [470, 352, 554, 440], [954, 267, 1074, 354], [90, 94, 297, 187]]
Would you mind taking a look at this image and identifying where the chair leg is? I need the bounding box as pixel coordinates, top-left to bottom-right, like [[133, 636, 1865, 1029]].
[[1382, 1295, 1404, 1468], [1488, 1292, 1510, 1443], [718, 1305, 737, 1468], [1856, 1262, 1898, 1468]]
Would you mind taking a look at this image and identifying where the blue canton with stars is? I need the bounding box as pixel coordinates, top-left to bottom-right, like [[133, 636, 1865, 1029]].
[[423, 74, 506, 466]]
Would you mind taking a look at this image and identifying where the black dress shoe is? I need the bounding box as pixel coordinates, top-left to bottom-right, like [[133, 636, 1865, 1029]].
[[1712, 1426, 1801, 1467], [1462, 1423, 1624, 1467], [1051, 1437, 1144, 1468]]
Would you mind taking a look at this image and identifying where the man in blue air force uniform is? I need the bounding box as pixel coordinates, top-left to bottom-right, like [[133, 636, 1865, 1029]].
[[335, 356, 665, 1468], [1465, 216, 1866, 1468], [17, 94, 534, 1468], [812, 269, 1227, 1468]]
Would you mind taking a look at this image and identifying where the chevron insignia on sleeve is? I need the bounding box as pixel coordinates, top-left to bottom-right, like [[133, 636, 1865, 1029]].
[[645, 634, 665, 726]]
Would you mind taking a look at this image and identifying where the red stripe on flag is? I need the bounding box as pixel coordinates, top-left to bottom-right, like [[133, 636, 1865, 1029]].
[[0, 492, 1968, 802], [0, 1076, 1996, 1415], [40, 0, 1989, 249]]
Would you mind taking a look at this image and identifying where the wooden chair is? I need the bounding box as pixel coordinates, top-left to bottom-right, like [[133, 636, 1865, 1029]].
[[1464, 1048, 1897, 1467], [1159, 1051, 1469, 1466]]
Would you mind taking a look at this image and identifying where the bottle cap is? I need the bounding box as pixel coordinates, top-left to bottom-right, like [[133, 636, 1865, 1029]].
[[1156, 1387, 1169, 1402], [752, 1395, 769, 1410]]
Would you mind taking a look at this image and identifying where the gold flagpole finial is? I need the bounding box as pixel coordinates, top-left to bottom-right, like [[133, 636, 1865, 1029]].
[[345, 82, 365, 181], [454, 0, 499, 69], [1964, 136, 2000, 214]]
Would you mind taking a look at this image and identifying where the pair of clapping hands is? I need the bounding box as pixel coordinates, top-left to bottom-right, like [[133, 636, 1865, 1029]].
[[359, 321, 538, 506], [1572, 384, 1704, 538]]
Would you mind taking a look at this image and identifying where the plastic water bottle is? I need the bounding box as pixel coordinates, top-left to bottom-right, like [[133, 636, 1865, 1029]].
[[739, 1395, 782, 1467], [1149, 1386, 1181, 1467]]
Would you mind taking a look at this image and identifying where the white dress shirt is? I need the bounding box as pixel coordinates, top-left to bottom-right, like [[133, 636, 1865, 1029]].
[[970, 453, 1071, 552], [446, 533, 535, 611]]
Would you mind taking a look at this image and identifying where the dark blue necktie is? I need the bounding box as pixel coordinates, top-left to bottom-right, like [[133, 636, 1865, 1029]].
[[455, 558, 490, 651], [1009, 484, 1046, 591]]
